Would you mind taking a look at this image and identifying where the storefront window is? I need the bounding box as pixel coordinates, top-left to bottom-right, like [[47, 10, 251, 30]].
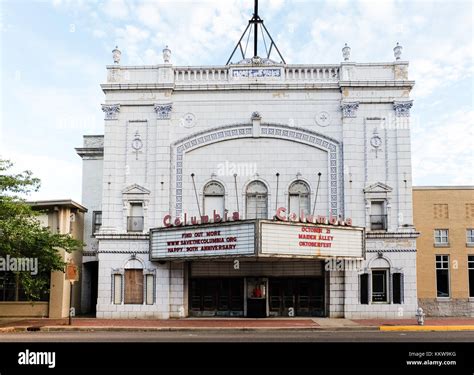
[[436, 255, 450, 298]]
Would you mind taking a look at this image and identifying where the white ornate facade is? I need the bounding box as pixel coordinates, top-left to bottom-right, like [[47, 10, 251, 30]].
[[77, 45, 418, 319]]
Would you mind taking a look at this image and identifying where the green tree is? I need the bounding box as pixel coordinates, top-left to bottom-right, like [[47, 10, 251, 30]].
[[0, 159, 82, 301]]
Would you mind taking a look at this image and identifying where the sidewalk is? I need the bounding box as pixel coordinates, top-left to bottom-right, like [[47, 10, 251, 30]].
[[1, 317, 474, 332]]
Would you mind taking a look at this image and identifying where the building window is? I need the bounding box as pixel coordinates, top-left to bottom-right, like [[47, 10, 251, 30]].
[[124, 269, 144, 304], [392, 273, 404, 304], [92, 211, 102, 235], [370, 201, 387, 231], [436, 255, 450, 298], [127, 203, 144, 232], [360, 273, 369, 304], [145, 274, 155, 305], [467, 229, 474, 246], [434, 229, 449, 246], [288, 180, 310, 215], [468, 255, 474, 298], [371, 269, 388, 302], [203, 181, 225, 217], [0, 272, 49, 302], [433, 204, 449, 219], [246, 181, 268, 219], [113, 274, 122, 304]]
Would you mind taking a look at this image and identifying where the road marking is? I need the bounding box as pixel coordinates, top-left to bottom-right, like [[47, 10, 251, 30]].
[[380, 325, 474, 331]]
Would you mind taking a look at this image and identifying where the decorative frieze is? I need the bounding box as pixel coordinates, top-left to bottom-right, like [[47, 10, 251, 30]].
[[340, 101, 359, 118], [101, 104, 120, 120], [393, 100, 413, 117], [154, 103, 172, 120]]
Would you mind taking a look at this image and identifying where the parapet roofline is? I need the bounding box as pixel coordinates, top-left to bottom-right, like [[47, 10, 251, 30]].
[[105, 61, 409, 70], [413, 186, 474, 190], [28, 199, 87, 212]]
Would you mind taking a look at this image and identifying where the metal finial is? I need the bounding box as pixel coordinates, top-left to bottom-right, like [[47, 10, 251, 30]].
[[394, 42, 402, 60], [342, 43, 351, 61], [112, 46, 121, 64], [162, 45, 171, 63]]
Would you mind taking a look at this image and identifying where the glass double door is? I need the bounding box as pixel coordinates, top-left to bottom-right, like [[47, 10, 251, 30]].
[[190, 277, 325, 317], [190, 278, 244, 317], [269, 278, 325, 317]]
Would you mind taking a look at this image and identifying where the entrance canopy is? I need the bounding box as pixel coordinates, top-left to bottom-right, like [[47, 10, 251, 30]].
[[149, 220, 364, 261]]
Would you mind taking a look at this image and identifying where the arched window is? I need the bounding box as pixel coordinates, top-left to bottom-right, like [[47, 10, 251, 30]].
[[246, 181, 268, 219], [288, 180, 310, 215], [203, 181, 225, 217]]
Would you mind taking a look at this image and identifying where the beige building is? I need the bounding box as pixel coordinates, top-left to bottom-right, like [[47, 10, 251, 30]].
[[413, 187, 474, 316], [0, 200, 86, 318]]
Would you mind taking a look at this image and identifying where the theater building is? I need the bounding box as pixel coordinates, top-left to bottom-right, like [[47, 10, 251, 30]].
[[76, 5, 418, 319]]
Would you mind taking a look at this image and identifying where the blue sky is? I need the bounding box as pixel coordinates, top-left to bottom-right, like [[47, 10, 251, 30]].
[[1, 0, 473, 202]]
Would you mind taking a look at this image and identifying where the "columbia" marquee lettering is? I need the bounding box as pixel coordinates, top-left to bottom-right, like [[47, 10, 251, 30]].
[[274, 207, 352, 226], [163, 210, 240, 227]]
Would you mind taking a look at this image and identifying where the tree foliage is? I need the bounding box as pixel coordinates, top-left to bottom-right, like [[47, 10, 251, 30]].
[[0, 159, 83, 301]]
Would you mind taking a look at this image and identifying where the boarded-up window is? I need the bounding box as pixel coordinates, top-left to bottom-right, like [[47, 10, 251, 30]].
[[124, 269, 143, 304], [360, 273, 369, 304]]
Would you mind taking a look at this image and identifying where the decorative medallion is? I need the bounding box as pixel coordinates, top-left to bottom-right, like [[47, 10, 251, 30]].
[[370, 128, 382, 158], [182, 113, 196, 128], [131, 131, 143, 160], [315, 111, 331, 127]]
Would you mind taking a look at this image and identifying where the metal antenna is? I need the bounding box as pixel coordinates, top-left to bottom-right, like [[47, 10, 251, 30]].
[[312, 172, 322, 216], [253, 0, 259, 58], [226, 0, 285, 65], [275, 172, 280, 210], [234, 174, 240, 212], [191, 173, 202, 217]]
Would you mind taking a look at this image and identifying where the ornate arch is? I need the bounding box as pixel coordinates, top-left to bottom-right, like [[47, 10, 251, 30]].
[[171, 123, 343, 217]]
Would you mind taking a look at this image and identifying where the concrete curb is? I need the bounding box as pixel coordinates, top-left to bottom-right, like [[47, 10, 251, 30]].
[[380, 325, 474, 332], [0, 325, 379, 333]]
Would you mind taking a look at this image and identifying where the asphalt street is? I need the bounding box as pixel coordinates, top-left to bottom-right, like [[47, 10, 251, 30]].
[[0, 330, 473, 342]]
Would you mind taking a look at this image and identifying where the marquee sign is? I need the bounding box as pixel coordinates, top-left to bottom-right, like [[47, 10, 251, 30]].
[[150, 219, 364, 261], [150, 222, 256, 260], [260, 222, 364, 258]]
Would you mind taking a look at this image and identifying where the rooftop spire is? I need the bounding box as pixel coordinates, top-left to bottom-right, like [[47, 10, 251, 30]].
[[226, 0, 285, 65]]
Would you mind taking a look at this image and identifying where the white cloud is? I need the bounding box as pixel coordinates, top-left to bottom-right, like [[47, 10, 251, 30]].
[[136, 2, 161, 29], [1, 149, 83, 202], [102, 0, 129, 20], [93, 29, 106, 38], [412, 109, 474, 185]]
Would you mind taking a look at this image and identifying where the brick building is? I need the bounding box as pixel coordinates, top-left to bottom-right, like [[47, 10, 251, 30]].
[[76, 5, 418, 319], [413, 186, 474, 316]]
